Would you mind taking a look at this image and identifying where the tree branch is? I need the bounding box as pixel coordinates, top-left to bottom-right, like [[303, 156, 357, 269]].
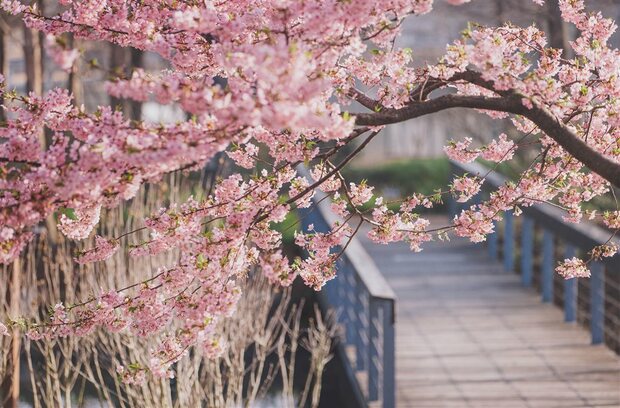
[[347, 88, 383, 112], [519, 102, 620, 189], [354, 93, 620, 189], [354, 93, 515, 126]]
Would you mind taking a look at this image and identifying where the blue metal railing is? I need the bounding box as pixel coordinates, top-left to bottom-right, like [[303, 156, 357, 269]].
[[297, 167, 396, 408], [450, 161, 620, 352]]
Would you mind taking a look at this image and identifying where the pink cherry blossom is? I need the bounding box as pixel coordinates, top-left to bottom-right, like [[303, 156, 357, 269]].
[[556, 258, 591, 279], [444, 138, 480, 163], [75, 236, 120, 264], [227, 143, 259, 169], [453, 208, 496, 243], [310, 163, 341, 193], [349, 182, 374, 207], [480, 134, 516, 162], [0, 0, 617, 374], [602, 211, 620, 229], [116, 365, 147, 385], [57, 205, 101, 240], [452, 176, 482, 203], [45, 34, 79, 71]]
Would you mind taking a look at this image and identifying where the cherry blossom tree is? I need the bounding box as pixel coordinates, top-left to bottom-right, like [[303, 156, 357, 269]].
[[0, 0, 619, 381]]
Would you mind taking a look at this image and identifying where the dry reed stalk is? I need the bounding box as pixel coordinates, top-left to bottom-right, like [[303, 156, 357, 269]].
[[1, 171, 337, 407]]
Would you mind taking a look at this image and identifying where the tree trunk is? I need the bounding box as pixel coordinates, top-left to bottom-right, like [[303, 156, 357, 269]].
[[129, 48, 143, 121], [110, 45, 143, 120], [546, 0, 574, 58], [67, 34, 82, 105], [109, 44, 125, 111], [23, 13, 44, 146], [23, 24, 43, 97]]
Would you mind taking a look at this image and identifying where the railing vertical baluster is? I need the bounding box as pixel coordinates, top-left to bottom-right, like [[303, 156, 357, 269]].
[[382, 300, 395, 408], [325, 275, 334, 305], [344, 263, 356, 346], [542, 229, 554, 303], [563, 245, 577, 322], [457, 200, 466, 215], [590, 262, 605, 345], [447, 195, 457, 219], [355, 276, 367, 371], [472, 192, 482, 206], [503, 210, 514, 272], [335, 260, 344, 313], [520, 217, 534, 287], [488, 220, 499, 261], [368, 298, 380, 402]]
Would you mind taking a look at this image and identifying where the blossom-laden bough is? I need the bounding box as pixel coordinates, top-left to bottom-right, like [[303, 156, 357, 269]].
[[0, 0, 619, 381]]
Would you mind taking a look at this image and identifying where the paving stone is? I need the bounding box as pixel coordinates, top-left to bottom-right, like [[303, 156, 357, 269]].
[[459, 380, 522, 399]]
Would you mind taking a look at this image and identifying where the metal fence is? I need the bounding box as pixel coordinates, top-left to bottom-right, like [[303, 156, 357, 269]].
[[297, 168, 396, 408], [450, 161, 620, 353]]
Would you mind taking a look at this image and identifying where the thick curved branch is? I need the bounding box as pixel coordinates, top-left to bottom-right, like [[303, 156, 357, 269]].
[[347, 88, 384, 111], [520, 103, 620, 189], [450, 70, 507, 95], [354, 93, 620, 189], [354, 94, 516, 126], [409, 78, 447, 102]]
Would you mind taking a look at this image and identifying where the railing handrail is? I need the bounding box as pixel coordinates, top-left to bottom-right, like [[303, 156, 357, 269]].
[[451, 160, 620, 269], [297, 166, 397, 304]]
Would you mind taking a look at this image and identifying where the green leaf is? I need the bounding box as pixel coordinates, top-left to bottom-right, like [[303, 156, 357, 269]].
[[195, 253, 209, 270], [59, 207, 78, 221]]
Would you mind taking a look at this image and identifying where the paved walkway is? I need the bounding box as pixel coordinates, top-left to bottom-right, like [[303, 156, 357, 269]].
[[359, 216, 620, 408]]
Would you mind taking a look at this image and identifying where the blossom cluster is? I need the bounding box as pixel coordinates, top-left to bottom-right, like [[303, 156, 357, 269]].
[[444, 134, 515, 164], [45, 34, 79, 72], [556, 258, 591, 279], [0, 0, 618, 383]]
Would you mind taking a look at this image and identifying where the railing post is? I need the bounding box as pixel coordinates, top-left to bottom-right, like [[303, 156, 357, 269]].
[[520, 217, 534, 287], [355, 276, 368, 371], [382, 300, 395, 408], [563, 245, 577, 322], [368, 298, 380, 402], [503, 210, 514, 272], [590, 262, 605, 345], [542, 229, 554, 303], [488, 220, 498, 261]]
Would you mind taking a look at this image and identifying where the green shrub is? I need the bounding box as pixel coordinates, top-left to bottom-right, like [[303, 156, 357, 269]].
[[272, 209, 301, 248], [343, 158, 451, 211]]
